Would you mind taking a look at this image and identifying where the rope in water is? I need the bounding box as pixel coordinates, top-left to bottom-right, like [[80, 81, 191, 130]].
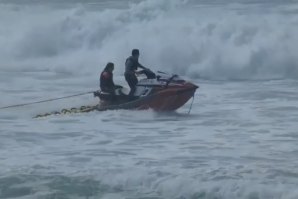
[[33, 105, 97, 118], [188, 94, 195, 114], [0, 91, 95, 110]]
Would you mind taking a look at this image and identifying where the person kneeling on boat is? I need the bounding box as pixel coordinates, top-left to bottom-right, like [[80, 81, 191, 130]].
[[99, 62, 122, 95]]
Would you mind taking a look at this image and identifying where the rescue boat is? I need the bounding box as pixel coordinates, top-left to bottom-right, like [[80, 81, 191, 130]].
[[94, 70, 199, 111]]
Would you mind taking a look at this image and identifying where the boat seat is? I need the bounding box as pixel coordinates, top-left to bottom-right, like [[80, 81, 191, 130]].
[[116, 87, 130, 95]]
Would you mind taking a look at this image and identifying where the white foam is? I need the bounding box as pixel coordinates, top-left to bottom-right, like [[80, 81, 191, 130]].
[[1, 0, 298, 80]]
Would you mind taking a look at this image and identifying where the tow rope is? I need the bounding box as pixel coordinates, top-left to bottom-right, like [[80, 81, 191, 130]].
[[0, 91, 95, 110], [188, 94, 195, 114]]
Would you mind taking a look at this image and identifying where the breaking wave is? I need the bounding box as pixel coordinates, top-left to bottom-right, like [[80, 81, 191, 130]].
[[1, 0, 298, 80]]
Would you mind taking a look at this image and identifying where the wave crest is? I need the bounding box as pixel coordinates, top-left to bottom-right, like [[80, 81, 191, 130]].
[[0, 0, 298, 80]]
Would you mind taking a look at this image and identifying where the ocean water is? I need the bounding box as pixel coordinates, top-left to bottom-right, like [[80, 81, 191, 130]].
[[1, 0, 298, 198]]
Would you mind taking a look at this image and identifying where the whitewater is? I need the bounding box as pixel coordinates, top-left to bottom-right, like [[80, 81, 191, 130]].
[[1, 0, 298, 198]]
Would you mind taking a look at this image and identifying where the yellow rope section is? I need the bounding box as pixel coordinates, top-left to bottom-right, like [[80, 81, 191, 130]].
[[34, 105, 97, 118]]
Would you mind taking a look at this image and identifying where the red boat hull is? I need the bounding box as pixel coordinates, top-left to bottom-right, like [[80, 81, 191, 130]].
[[137, 83, 198, 111], [97, 82, 198, 112]]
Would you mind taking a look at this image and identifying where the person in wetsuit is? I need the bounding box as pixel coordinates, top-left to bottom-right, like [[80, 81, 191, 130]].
[[100, 62, 121, 94], [124, 49, 147, 96]]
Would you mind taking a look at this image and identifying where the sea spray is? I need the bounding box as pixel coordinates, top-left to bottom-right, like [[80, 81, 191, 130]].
[[0, 0, 298, 80]]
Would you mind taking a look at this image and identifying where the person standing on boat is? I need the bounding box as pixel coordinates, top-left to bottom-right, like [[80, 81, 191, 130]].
[[100, 62, 121, 94], [124, 49, 147, 96]]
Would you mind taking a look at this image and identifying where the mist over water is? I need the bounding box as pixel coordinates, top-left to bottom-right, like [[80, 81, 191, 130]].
[[1, 0, 298, 80], [1, 0, 298, 199]]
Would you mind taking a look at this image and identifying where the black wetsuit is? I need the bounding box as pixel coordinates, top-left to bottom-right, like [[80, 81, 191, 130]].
[[124, 56, 146, 95]]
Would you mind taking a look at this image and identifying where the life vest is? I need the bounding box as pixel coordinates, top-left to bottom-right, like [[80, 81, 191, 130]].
[[100, 70, 115, 92]]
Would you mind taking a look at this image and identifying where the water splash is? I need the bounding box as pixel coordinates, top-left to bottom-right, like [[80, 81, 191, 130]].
[[1, 0, 298, 80]]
